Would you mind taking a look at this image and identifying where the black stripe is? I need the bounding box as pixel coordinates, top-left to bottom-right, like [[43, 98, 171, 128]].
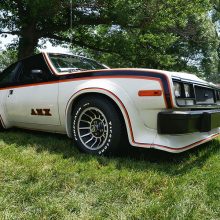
[[0, 68, 172, 109], [59, 70, 172, 108]]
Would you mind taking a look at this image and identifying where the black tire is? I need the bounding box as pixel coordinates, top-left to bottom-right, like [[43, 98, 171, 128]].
[[72, 95, 126, 155]]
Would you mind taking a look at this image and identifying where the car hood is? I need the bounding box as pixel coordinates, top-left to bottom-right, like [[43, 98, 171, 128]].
[[171, 71, 208, 84]]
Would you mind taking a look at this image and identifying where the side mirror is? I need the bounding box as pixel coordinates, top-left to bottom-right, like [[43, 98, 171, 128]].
[[31, 69, 43, 74], [31, 69, 45, 81]]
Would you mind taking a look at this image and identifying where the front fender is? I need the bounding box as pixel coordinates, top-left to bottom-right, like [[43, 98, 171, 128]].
[[59, 77, 163, 147], [63, 79, 136, 144]]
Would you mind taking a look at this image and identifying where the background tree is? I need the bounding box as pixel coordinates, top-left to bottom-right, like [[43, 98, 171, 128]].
[[0, 0, 220, 82], [80, 0, 219, 81], [0, 0, 124, 59], [1, 0, 67, 59]]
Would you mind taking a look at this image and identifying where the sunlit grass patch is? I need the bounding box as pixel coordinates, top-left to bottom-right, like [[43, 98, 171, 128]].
[[0, 129, 220, 219]]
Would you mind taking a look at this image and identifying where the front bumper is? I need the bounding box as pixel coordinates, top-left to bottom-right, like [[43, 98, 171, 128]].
[[158, 109, 220, 134]]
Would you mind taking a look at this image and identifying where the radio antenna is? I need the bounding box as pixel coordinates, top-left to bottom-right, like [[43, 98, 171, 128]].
[[70, 0, 73, 50], [70, 0, 74, 71]]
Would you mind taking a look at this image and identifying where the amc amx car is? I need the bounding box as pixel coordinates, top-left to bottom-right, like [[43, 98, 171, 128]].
[[0, 52, 220, 155]]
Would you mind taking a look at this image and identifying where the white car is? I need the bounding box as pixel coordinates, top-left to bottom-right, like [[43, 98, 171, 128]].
[[0, 52, 220, 155]]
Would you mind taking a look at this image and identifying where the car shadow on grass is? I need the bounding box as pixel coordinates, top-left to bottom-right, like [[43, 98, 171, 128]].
[[0, 128, 220, 176], [121, 138, 220, 174]]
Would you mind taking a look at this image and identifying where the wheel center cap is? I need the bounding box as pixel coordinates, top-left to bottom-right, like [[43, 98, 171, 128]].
[[91, 119, 104, 136], [91, 125, 97, 133]]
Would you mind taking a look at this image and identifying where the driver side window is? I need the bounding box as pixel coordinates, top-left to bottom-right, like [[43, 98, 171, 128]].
[[18, 55, 50, 83]]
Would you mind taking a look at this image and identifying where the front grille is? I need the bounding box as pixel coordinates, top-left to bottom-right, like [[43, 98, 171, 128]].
[[172, 78, 220, 107], [195, 86, 215, 104]]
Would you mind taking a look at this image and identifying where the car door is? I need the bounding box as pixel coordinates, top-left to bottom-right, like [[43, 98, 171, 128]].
[[5, 54, 60, 126]]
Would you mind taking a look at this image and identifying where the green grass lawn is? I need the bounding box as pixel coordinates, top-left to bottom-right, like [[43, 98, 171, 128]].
[[0, 129, 220, 220]]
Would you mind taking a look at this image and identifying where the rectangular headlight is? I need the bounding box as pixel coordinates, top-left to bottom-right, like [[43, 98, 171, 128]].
[[184, 84, 191, 98], [174, 82, 181, 97]]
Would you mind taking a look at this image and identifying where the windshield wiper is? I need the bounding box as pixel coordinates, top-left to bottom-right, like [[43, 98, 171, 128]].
[[68, 68, 87, 73], [58, 67, 87, 73]]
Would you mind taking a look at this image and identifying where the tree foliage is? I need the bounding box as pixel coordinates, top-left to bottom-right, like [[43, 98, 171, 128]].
[[81, 0, 219, 81], [0, 49, 17, 71], [0, 0, 220, 81]]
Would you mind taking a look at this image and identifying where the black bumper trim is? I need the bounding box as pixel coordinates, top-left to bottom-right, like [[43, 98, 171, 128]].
[[158, 109, 220, 134]]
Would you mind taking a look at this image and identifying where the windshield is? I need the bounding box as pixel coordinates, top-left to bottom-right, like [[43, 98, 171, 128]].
[[48, 53, 108, 74]]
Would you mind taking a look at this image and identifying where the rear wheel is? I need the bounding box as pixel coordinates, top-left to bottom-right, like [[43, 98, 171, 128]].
[[72, 95, 126, 155]]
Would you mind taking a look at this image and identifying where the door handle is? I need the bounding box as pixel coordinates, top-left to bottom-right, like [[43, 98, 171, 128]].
[[8, 90, 14, 97]]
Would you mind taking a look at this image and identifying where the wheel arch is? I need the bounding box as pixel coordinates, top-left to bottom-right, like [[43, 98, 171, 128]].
[[65, 88, 132, 143]]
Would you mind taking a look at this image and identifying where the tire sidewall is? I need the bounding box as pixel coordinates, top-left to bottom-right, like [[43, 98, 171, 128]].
[[72, 97, 121, 155]]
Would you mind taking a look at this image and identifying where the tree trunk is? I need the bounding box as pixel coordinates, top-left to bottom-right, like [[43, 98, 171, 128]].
[[17, 26, 39, 60]]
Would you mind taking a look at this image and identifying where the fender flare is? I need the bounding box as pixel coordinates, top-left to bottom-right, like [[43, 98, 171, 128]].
[[65, 87, 135, 145]]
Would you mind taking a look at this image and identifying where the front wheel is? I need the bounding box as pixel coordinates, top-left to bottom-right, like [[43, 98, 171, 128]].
[[72, 95, 126, 155]]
